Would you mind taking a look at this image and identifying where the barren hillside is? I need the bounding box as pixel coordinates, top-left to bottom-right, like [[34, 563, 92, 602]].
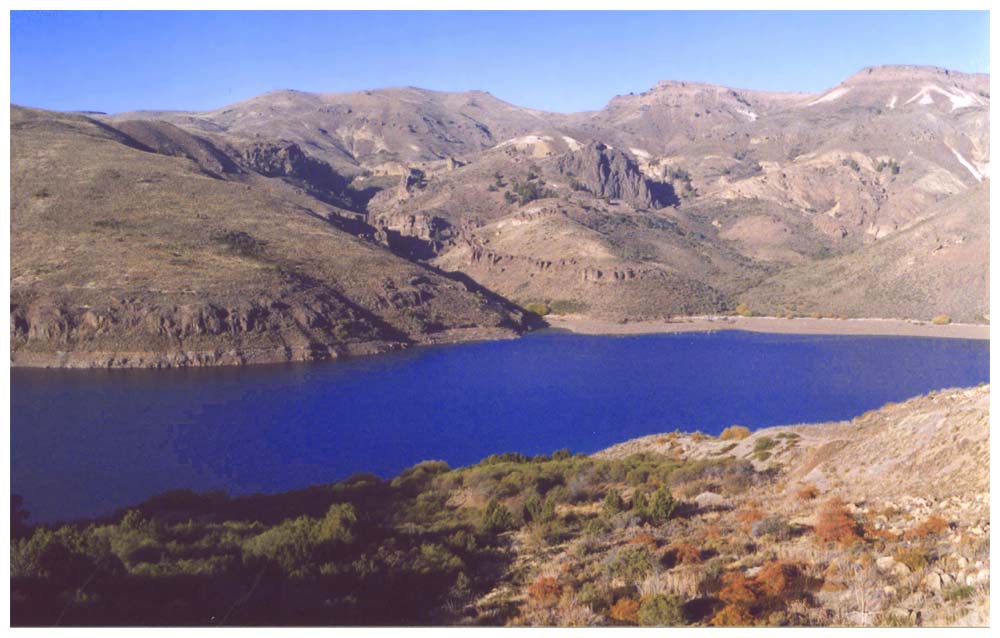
[[10, 64, 991, 366]]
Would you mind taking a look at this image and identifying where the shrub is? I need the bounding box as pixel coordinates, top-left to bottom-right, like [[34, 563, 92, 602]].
[[720, 426, 751, 440], [670, 542, 702, 565], [638, 594, 686, 626], [627, 533, 658, 551], [753, 437, 777, 454], [894, 547, 929, 572], [751, 515, 791, 540], [734, 303, 753, 317], [602, 488, 626, 517], [736, 505, 764, 532], [480, 499, 515, 535], [752, 437, 778, 461], [795, 484, 819, 501], [211, 230, 266, 257], [527, 575, 562, 607], [755, 560, 803, 597], [905, 515, 950, 539], [814, 497, 861, 545], [944, 584, 975, 601], [718, 570, 758, 606], [608, 545, 655, 583], [644, 487, 678, 524], [931, 315, 952, 325], [609, 597, 640, 624], [524, 302, 551, 317], [710, 603, 755, 626]]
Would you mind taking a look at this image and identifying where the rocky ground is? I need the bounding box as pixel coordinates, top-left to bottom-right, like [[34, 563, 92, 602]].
[[473, 385, 990, 627]]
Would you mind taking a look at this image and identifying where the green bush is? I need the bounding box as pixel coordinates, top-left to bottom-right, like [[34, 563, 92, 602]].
[[524, 302, 551, 317], [602, 488, 626, 517], [607, 544, 655, 583], [642, 487, 678, 524], [480, 499, 515, 535], [638, 594, 686, 626]]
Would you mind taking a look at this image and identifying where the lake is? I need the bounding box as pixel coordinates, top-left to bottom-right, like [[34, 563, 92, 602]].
[[11, 330, 989, 523]]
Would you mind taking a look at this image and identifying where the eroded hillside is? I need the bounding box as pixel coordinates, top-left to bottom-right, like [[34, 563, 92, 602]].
[[10, 64, 990, 366], [10, 106, 533, 368]]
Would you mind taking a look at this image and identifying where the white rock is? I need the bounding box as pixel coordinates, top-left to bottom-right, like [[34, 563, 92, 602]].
[[876, 556, 897, 572], [923, 572, 942, 591]]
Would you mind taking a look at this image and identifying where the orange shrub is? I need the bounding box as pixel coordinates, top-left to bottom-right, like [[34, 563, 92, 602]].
[[711, 603, 755, 627], [671, 542, 702, 565], [755, 560, 803, 597], [736, 504, 765, 532], [814, 497, 861, 545], [718, 571, 758, 606], [795, 484, 819, 501], [609, 597, 640, 624], [720, 426, 751, 440], [864, 524, 900, 542], [627, 533, 658, 551], [905, 515, 950, 539], [527, 576, 561, 607]]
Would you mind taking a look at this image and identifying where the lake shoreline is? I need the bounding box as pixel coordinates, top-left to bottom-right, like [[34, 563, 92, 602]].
[[543, 314, 990, 340]]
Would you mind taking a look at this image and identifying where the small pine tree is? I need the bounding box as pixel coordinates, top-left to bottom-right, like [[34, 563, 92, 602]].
[[645, 487, 678, 524], [481, 499, 515, 535]]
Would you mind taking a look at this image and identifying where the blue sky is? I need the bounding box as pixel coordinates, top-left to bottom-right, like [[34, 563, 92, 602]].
[[10, 10, 990, 114]]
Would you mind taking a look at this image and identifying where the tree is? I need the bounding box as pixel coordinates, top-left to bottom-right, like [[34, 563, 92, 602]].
[[645, 487, 678, 524]]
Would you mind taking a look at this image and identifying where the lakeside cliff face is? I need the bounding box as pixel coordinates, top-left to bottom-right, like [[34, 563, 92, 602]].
[[11, 385, 989, 626], [10, 64, 990, 368]]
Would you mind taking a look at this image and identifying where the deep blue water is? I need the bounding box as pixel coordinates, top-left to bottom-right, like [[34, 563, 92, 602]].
[[11, 330, 989, 523]]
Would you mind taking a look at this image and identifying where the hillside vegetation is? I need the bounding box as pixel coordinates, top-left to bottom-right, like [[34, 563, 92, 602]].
[[12, 385, 988, 626]]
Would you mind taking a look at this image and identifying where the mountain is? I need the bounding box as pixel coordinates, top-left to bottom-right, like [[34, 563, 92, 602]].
[[10, 106, 532, 368], [10, 64, 990, 366]]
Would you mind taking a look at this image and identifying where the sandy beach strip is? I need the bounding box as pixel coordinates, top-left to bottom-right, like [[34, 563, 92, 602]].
[[543, 314, 990, 340]]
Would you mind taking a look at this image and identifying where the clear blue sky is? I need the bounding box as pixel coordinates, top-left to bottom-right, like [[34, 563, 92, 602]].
[[10, 10, 990, 114]]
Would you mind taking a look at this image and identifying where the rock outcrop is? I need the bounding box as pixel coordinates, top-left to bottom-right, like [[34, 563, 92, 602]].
[[557, 142, 678, 209]]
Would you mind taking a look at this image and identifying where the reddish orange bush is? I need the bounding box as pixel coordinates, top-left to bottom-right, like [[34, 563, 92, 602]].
[[720, 426, 751, 440], [736, 504, 764, 532], [527, 576, 561, 607], [710, 603, 755, 627], [904, 515, 950, 540], [718, 571, 757, 606], [609, 597, 640, 624], [864, 524, 900, 542], [755, 560, 803, 597], [671, 542, 702, 565], [795, 484, 819, 501], [814, 497, 861, 545], [627, 533, 658, 551]]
